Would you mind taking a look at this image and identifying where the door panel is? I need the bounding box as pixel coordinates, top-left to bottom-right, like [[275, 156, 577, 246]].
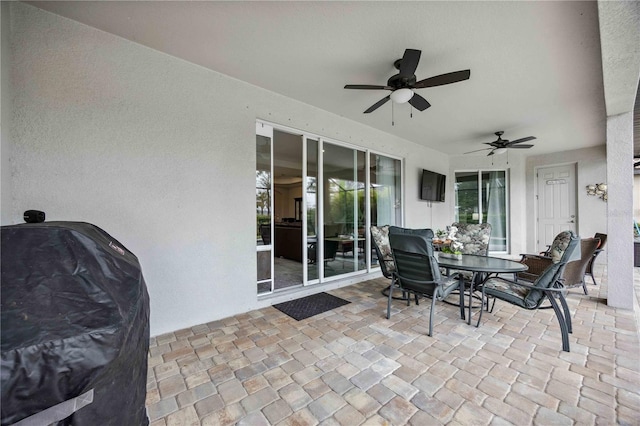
[[537, 164, 577, 252]]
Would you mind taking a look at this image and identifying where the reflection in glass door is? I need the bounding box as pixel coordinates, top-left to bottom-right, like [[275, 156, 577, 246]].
[[323, 143, 366, 279], [370, 154, 402, 270], [256, 124, 273, 294], [306, 138, 319, 283]]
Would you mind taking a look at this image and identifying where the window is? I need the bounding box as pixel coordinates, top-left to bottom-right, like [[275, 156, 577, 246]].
[[455, 170, 508, 252]]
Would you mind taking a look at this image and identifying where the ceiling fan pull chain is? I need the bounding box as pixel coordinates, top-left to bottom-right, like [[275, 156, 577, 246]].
[[392, 102, 395, 126], [410, 104, 413, 118]]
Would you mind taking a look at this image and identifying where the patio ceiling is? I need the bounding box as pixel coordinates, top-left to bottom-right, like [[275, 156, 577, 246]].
[[26, 1, 638, 157]]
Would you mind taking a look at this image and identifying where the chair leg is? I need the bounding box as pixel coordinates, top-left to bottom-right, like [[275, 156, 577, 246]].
[[387, 280, 393, 320], [476, 287, 486, 328], [428, 295, 436, 336], [547, 295, 571, 352], [558, 292, 573, 334], [415, 294, 420, 305], [581, 279, 588, 295], [458, 275, 465, 320]]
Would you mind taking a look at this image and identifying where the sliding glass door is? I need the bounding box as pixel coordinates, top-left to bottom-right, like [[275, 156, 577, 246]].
[[454, 170, 508, 252], [256, 121, 403, 294]]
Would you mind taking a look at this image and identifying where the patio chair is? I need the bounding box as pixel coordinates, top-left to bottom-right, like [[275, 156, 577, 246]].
[[561, 237, 601, 294], [585, 232, 607, 286], [388, 232, 464, 336], [476, 230, 579, 352], [518, 234, 600, 295], [371, 225, 434, 301], [447, 222, 492, 285]]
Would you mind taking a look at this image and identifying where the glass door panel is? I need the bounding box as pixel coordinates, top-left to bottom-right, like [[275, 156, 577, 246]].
[[323, 143, 366, 278], [370, 154, 402, 269], [256, 125, 273, 294], [306, 138, 319, 283], [273, 130, 304, 291]]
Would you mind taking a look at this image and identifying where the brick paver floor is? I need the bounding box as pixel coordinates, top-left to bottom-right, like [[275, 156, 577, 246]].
[[146, 265, 640, 425]]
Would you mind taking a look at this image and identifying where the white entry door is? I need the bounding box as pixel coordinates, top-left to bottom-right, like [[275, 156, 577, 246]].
[[536, 164, 577, 252]]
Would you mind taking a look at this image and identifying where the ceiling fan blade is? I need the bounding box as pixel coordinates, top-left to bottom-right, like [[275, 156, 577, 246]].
[[464, 148, 492, 154], [364, 96, 390, 114], [487, 150, 495, 156], [508, 136, 536, 145], [344, 84, 393, 90], [408, 93, 431, 111], [508, 144, 534, 149], [413, 70, 471, 89], [398, 49, 421, 78]]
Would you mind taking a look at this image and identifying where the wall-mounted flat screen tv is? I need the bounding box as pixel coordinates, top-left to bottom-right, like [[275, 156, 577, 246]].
[[420, 169, 446, 202]]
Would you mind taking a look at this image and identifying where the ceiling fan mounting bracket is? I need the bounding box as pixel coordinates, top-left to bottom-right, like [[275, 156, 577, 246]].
[[387, 74, 416, 89]]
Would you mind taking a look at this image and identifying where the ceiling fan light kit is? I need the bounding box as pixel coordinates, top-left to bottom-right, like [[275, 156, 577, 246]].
[[390, 88, 414, 104]]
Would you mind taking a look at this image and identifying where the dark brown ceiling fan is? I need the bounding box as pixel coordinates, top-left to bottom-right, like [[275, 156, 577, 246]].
[[344, 48, 471, 114], [465, 131, 536, 156]]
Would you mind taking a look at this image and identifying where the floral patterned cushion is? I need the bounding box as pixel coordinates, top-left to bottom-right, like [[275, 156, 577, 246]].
[[548, 231, 573, 263], [483, 277, 529, 308], [451, 222, 492, 255], [371, 225, 395, 274]]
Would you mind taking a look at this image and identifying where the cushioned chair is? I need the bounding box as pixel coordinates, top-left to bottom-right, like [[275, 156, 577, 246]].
[[585, 232, 607, 286], [370, 225, 434, 301], [447, 222, 492, 285], [388, 232, 464, 336], [451, 222, 492, 256], [477, 230, 579, 352], [518, 235, 600, 295]]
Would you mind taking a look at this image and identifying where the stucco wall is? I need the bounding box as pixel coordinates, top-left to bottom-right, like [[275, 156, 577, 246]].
[[1, 2, 11, 223], [6, 3, 451, 336]]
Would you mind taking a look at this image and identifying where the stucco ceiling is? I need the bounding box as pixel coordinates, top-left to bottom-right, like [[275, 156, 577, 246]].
[[26, 1, 637, 157]]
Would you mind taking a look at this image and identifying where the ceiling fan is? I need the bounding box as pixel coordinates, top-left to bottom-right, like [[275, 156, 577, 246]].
[[344, 48, 471, 114], [465, 131, 536, 156]]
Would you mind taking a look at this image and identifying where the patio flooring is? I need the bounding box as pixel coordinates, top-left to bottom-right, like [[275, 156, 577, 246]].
[[145, 265, 640, 425]]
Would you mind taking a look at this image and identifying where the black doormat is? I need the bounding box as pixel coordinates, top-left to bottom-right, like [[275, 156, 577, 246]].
[[274, 292, 350, 321]]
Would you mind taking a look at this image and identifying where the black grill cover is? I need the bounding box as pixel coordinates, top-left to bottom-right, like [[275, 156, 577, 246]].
[[1, 222, 150, 425]]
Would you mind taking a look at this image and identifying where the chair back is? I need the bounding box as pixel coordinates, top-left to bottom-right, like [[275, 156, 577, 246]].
[[451, 222, 491, 255], [389, 233, 442, 297], [594, 232, 607, 250], [523, 231, 579, 308], [371, 226, 435, 279], [562, 237, 601, 287], [371, 225, 395, 278]]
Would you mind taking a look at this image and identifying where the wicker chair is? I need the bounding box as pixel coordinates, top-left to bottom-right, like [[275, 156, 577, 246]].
[[585, 232, 607, 286], [477, 231, 580, 351], [518, 234, 601, 295], [561, 238, 601, 294]]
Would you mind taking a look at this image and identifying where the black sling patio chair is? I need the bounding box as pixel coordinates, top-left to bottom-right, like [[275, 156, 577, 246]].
[[388, 232, 464, 336], [476, 231, 580, 352], [371, 225, 434, 301]]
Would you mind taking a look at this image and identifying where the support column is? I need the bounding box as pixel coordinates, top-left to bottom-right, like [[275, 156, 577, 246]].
[[606, 111, 634, 309]]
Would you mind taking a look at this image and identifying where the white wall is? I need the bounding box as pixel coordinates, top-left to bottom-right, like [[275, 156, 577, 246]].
[[1, 2, 11, 223], [6, 3, 451, 336], [525, 145, 607, 255]]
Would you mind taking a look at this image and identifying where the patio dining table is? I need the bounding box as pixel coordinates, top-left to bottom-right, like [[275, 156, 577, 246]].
[[436, 253, 528, 325]]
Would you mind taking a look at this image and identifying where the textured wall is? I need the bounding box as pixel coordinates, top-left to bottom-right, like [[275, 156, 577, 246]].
[[7, 3, 449, 336], [1, 3, 11, 223], [606, 112, 633, 309]]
